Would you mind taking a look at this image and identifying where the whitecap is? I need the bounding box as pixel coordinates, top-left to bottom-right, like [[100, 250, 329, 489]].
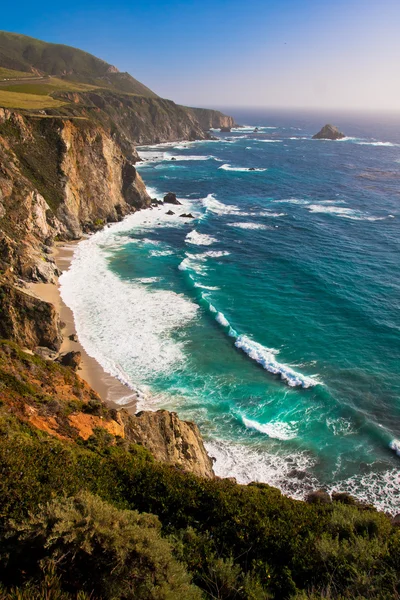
[[357, 141, 398, 147], [185, 230, 217, 246], [258, 139, 283, 143], [203, 194, 242, 215], [228, 222, 271, 230], [219, 163, 267, 172], [149, 249, 174, 257], [193, 283, 221, 291], [389, 439, 400, 456], [273, 198, 311, 205], [215, 312, 230, 327], [307, 204, 388, 221], [234, 335, 320, 388], [242, 416, 298, 440]]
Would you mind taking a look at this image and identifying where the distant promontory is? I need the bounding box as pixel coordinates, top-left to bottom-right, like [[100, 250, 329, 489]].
[[312, 124, 346, 140]]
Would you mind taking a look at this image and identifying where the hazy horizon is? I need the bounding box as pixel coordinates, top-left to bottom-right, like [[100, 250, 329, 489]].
[[3, 0, 400, 112]]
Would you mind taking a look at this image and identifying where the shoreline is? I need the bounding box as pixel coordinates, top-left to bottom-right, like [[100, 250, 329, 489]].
[[29, 242, 139, 413]]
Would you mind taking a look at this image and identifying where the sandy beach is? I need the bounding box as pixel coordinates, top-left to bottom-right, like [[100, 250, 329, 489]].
[[28, 242, 138, 413]]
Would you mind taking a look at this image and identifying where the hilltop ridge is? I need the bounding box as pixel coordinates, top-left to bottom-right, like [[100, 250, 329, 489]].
[[0, 30, 158, 97]]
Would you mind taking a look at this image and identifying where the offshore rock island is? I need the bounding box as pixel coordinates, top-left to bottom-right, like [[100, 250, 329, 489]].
[[0, 30, 399, 600], [312, 123, 346, 140]]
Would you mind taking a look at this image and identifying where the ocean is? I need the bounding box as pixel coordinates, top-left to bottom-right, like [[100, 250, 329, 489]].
[[60, 109, 400, 513]]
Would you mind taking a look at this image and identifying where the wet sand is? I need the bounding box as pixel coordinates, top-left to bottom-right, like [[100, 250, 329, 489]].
[[28, 242, 138, 413]]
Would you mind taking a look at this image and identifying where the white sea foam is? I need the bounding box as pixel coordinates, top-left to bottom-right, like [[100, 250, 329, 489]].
[[307, 204, 388, 221], [203, 194, 242, 215], [228, 222, 271, 230], [195, 250, 230, 259], [205, 437, 315, 495], [149, 249, 174, 257], [242, 416, 298, 440], [59, 217, 199, 392], [234, 335, 320, 388], [219, 163, 267, 172], [165, 153, 217, 161], [273, 198, 311, 205], [137, 277, 162, 284], [193, 283, 220, 291], [185, 230, 217, 246], [357, 141, 398, 147], [258, 139, 283, 143], [330, 468, 400, 515]]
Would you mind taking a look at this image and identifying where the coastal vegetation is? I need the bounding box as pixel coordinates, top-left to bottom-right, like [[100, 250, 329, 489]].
[[0, 340, 399, 599]]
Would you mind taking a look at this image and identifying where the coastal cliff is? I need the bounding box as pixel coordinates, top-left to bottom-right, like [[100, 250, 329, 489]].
[[0, 340, 214, 477], [0, 107, 150, 282]]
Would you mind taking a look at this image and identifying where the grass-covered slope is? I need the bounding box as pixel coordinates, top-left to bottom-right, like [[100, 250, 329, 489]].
[[0, 339, 399, 599], [0, 30, 158, 97]]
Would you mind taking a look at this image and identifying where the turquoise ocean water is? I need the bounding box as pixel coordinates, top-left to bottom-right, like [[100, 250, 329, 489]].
[[60, 110, 400, 513]]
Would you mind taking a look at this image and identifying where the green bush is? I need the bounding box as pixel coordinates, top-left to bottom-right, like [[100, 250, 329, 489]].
[[3, 491, 201, 599]]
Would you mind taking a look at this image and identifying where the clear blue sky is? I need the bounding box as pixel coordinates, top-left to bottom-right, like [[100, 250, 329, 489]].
[[3, 0, 400, 110]]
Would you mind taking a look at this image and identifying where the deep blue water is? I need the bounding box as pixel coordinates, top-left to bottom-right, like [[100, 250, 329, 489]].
[[61, 110, 400, 512]]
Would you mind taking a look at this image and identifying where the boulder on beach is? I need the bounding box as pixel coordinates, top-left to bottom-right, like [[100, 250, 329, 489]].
[[312, 124, 345, 140], [164, 192, 182, 205], [56, 351, 82, 371]]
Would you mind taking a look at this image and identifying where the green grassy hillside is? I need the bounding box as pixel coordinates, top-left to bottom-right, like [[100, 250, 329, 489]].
[[0, 30, 158, 97]]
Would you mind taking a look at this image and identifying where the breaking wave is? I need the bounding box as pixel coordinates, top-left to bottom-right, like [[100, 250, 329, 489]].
[[185, 230, 217, 246], [307, 204, 389, 221], [242, 416, 298, 440], [228, 222, 271, 230], [219, 164, 267, 172]]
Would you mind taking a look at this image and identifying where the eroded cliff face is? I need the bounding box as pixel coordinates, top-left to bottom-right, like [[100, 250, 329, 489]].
[[0, 108, 150, 279], [51, 91, 235, 148], [185, 107, 236, 131], [0, 282, 62, 350], [123, 410, 215, 479]]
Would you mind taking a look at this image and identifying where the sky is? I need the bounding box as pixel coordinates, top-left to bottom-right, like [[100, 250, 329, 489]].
[[2, 0, 400, 111]]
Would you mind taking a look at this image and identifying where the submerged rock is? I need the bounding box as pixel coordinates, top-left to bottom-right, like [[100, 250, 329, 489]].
[[312, 124, 345, 140], [164, 192, 182, 205], [179, 213, 194, 218], [166, 210, 175, 215]]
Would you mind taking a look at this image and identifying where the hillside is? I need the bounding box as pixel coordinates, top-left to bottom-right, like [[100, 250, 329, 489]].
[[0, 30, 158, 97]]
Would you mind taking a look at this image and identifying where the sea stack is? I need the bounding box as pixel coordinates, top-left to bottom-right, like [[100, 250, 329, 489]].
[[312, 124, 346, 140]]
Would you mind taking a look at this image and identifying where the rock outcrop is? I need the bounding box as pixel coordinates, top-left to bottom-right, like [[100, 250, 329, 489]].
[[164, 192, 181, 205], [0, 281, 62, 350], [312, 124, 345, 140], [122, 410, 215, 479]]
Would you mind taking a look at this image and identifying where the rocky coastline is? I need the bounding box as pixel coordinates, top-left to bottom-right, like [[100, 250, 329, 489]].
[[0, 101, 236, 479]]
